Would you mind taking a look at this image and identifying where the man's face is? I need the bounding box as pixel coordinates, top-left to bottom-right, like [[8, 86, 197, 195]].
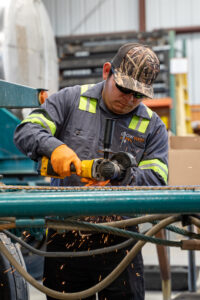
[[102, 63, 144, 115]]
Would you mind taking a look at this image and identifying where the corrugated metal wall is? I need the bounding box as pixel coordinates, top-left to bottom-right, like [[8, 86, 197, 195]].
[[42, 0, 200, 104], [146, 0, 200, 30], [42, 0, 139, 35]]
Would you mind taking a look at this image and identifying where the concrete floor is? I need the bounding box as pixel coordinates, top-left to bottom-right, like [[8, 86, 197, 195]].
[[29, 286, 177, 300], [29, 242, 200, 300], [30, 284, 45, 300]]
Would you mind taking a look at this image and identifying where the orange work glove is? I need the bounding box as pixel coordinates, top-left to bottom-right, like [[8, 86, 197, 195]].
[[51, 144, 81, 177], [81, 178, 110, 187]]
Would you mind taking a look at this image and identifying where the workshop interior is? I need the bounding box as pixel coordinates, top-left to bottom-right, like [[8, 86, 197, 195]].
[[1, 0, 200, 300]]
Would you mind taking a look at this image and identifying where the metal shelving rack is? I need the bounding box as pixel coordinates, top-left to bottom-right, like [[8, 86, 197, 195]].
[[55, 29, 176, 132], [56, 30, 170, 96]]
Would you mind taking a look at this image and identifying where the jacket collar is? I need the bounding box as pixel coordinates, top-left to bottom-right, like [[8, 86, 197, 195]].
[[134, 102, 152, 120], [81, 82, 104, 100]]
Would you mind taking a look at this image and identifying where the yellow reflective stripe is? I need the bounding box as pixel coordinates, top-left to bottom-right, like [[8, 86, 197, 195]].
[[128, 116, 150, 133], [145, 105, 153, 118], [79, 97, 88, 111], [129, 106, 153, 133], [79, 84, 97, 113], [89, 99, 97, 113], [79, 85, 89, 111], [138, 119, 150, 133], [142, 165, 168, 184], [21, 113, 56, 135], [139, 159, 168, 172], [139, 159, 168, 183], [81, 84, 90, 93], [128, 116, 140, 130]]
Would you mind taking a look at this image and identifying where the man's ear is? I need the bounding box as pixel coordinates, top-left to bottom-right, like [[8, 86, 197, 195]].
[[102, 62, 111, 80]]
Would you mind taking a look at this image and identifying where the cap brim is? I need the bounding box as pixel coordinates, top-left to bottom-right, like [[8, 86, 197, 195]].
[[113, 69, 154, 99]]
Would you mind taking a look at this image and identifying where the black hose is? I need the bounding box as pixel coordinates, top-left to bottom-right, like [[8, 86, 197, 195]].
[[3, 230, 135, 257]]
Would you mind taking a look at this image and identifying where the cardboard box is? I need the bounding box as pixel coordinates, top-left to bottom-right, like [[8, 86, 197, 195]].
[[169, 136, 200, 185]]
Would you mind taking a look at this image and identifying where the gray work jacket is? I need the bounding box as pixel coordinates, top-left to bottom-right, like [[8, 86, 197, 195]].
[[14, 81, 168, 187]]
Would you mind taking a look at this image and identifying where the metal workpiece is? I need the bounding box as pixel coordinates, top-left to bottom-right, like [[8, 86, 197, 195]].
[[0, 80, 42, 108], [0, 187, 200, 217]]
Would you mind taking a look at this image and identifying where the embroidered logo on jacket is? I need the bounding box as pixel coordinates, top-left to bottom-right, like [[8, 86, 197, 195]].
[[120, 131, 145, 146]]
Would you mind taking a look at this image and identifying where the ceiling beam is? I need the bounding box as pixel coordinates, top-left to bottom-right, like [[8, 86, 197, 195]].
[[154, 26, 200, 35]]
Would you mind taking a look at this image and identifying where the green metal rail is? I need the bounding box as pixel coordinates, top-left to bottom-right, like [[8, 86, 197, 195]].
[[0, 80, 42, 108], [0, 189, 200, 217]]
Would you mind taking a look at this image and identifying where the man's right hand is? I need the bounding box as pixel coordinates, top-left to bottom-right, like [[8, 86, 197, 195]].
[[51, 144, 82, 177]]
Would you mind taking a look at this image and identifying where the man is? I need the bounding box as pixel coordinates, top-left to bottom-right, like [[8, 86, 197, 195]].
[[14, 43, 168, 300]]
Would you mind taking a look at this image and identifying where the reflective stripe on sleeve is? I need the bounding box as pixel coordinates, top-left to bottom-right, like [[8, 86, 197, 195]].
[[139, 159, 168, 184], [21, 113, 56, 136]]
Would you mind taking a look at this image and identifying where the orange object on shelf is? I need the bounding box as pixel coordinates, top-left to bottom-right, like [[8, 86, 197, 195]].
[[143, 97, 173, 108], [190, 104, 200, 122]]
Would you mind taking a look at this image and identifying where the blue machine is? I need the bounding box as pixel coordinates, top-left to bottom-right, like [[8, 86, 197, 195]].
[[0, 80, 46, 185]]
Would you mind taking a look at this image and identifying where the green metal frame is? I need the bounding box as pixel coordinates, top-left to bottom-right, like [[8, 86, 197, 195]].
[[0, 80, 42, 108], [0, 189, 200, 218]]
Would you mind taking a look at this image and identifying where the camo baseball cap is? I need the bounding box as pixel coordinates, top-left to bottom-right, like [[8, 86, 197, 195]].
[[111, 43, 160, 98]]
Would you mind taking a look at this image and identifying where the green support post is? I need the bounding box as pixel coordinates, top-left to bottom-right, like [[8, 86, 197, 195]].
[[169, 30, 176, 135], [182, 39, 186, 58]]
